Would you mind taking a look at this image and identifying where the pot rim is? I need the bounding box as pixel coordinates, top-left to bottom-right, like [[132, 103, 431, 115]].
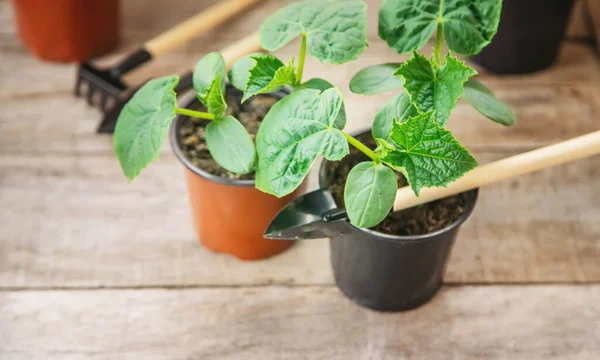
[[169, 87, 287, 188], [319, 128, 479, 243]]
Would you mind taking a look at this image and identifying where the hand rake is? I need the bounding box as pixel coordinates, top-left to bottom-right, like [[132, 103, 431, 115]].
[[102, 32, 262, 133], [74, 0, 263, 133]]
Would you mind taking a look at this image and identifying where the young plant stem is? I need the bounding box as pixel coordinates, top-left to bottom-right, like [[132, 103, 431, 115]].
[[175, 108, 215, 120], [434, 19, 444, 65], [295, 33, 307, 84], [342, 132, 378, 161]]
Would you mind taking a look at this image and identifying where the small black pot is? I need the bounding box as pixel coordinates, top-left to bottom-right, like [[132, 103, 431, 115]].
[[320, 153, 479, 312], [471, 0, 575, 74]]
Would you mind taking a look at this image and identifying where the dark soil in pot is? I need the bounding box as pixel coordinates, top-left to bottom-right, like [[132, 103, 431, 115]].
[[177, 87, 280, 180], [170, 87, 298, 261], [327, 132, 472, 236]]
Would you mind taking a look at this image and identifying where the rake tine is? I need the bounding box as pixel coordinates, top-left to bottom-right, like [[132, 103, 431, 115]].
[[99, 92, 109, 113], [86, 86, 96, 106], [73, 0, 265, 133], [97, 102, 122, 134]]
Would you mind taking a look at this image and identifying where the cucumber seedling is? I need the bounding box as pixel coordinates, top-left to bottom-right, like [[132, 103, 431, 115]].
[[256, 0, 514, 228], [113, 0, 368, 182], [230, 0, 368, 98], [113, 53, 257, 180]]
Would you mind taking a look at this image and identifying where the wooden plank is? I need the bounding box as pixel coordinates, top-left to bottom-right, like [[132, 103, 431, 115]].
[[2, 37, 599, 98], [2, 0, 598, 154], [1, 285, 599, 359], [2, 78, 600, 155], [0, 152, 328, 288], [2, 0, 599, 98], [1, 152, 598, 288]]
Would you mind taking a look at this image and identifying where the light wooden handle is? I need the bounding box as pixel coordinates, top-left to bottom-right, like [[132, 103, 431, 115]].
[[393, 130, 600, 211], [221, 32, 262, 68], [145, 0, 262, 57]]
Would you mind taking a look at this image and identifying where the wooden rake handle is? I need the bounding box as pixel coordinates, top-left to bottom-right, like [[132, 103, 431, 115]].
[[393, 130, 600, 211], [145, 0, 263, 57], [221, 32, 261, 68], [175, 32, 261, 93]]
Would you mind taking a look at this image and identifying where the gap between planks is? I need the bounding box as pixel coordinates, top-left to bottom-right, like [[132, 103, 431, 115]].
[[1, 282, 600, 292], [1, 285, 599, 360], [2, 79, 600, 155], [1, 151, 598, 287]]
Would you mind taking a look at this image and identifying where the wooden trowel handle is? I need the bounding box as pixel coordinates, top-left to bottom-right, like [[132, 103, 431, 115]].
[[168, 32, 261, 96], [393, 130, 600, 211], [145, 0, 263, 57]]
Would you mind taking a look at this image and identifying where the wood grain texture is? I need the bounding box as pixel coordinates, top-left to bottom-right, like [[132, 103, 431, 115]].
[[2, 0, 598, 95], [1, 1, 599, 358], [1, 1, 599, 359], [1, 286, 599, 360], [2, 56, 600, 156], [0, 0, 598, 288], [588, 0, 600, 51], [2, 0, 599, 154], [1, 151, 598, 288]]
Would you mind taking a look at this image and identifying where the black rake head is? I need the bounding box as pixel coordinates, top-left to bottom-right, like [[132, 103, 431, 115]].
[[75, 45, 194, 134], [75, 62, 128, 114], [74, 48, 152, 133]]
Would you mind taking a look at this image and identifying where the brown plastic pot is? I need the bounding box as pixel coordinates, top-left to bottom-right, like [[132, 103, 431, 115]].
[[12, 0, 120, 62], [169, 90, 301, 261]]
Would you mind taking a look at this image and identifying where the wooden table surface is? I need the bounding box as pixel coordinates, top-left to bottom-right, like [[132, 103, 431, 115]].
[[1, 0, 599, 359]]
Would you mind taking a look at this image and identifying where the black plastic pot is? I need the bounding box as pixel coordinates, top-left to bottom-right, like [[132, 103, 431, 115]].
[[470, 0, 575, 74], [320, 149, 479, 312]]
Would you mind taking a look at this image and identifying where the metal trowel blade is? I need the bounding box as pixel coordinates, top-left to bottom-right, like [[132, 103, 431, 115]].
[[264, 188, 353, 240]]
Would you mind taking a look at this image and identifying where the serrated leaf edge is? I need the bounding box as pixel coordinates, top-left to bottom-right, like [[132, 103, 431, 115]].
[[242, 56, 295, 103], [394, 52, 477, 127], [383, 111, 478, 196]]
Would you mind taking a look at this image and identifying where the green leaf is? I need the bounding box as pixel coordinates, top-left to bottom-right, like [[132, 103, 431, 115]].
[[381, 111, 477, 196], [372, 92, 417, 140], [193, 52, 226, 100], [463, 78, 515, 126], [349, 63, 404, 95], [242, 55, 295, 103], [298, 78, 346, 129], [255, 87, 349, 197], [201, 73, 227, 118], [395, 53, 477, 126], [344, 162, 397, 228], [228, 53, 267, 91], [206, 115, 256, 174], [378, 0, 502, 55], [259, 0, 368, 64], [114, 76, 178, 181], [297, 78, 334, 92]]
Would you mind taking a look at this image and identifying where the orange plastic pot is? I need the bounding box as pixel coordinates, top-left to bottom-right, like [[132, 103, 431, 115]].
[[170, 93, 300, 261], [12, 0, 120, 62]]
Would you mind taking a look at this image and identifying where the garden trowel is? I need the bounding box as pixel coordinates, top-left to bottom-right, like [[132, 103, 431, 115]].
[[264, 188, 353, 240], [264, 130, 600, 240]]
